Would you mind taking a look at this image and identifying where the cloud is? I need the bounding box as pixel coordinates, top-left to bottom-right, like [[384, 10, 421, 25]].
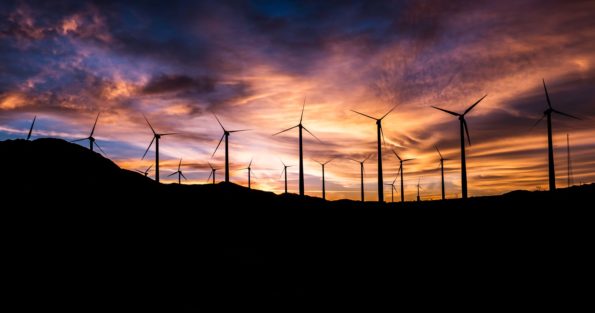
[[140, 74, 215, 95]]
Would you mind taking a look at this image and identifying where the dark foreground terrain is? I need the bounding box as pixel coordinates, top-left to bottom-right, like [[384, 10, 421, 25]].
[[1, 138, 593, 310]]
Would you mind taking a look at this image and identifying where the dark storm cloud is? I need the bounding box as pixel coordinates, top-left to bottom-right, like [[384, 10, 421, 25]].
[[141, 75, 215, 95]]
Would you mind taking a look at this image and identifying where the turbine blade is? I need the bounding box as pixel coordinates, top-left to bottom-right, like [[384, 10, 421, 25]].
[[143, 115, 156, 135], [434, 145, 443, 159], [178, 158, 182, 171], [214, 114, 225, 131], [135, 169, 144, 174], [351, 110, 377, 120], [248, 158, 253, 168], [160, 133, 178, 136], [432, 106, 460, 117], [463, 119, 471, 146], [90, 112, 100, 137], [543, 79, 552, 108], [463, 94, 487, 115], [146, 164, 153, 172], [181, 173, 187, 180], [142, 136, 156, 160], [207, 171, 213, 182], [393, 185, 397, 192], [168, 172, 177, 177], [530, 114, 546, 131], [363, 154, 371, 162], [94, 141, 107, 155], [272, 125, 298, 136], [324, 159, 333, 165], [71, 138, 88, 143], [393, 150, 401, 161], [392, 174, 398, 184], [228, 129, 251, 133], [403, 158, 415, 162], [380, 104, 398, 120], [380, 126, 385, 146], [27, 115, 36, 140], [300, 96, 306, 124], [552, 109, 581, 120], [212, 134, 225, 158], [280, 168, 285, 178], [303, 126, 322, 143]]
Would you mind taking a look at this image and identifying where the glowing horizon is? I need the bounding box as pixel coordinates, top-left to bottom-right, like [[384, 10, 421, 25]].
[[1, 0, 594, 201]]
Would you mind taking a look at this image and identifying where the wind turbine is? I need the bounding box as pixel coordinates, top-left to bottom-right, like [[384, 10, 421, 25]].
[[207, 162, 218, 184], [135, 164, 153, 177], [141, 115, 177, 183], [273, 97, 321, 197], [533, 79, 580, 191], [384, 169, 399, 203], [72, 113, 106, 154], [432, 95, 487, 199], [393, 151, 414, 203], [280, 160, 293, 194], [416, 177, 423, 202], [349, 155, 371, 202], [242, 159, 253, 189], [212, 115, 250, 183], [26, 116, 36, 140], [168, 158, 187, 184], [434, 145, 447, 200], [314, 159, 333, 201], [351, 105, 397, 203]]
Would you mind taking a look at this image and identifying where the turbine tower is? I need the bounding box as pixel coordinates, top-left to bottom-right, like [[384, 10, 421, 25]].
[[72, 113, 106, 155], [432, 95, 487, 199], [280, 160, 293, 194], [207, 162, 218, 184], [26, 116, 36, 140], [351, 105, 397, 203], [242, 159, 253, 189], [141, 115, 177, 183], [416, 177, 423, 202], [434, 145, 447, 200], [212, 115, 249, 183], [384, 170, 399, 203], [393, 151, 414, 203], [349, 155, 371, 202], [168, 158, 187, 184], [314, 159, 333, 200], [273, 97, 321, 197], [534, 80, 580, 191]]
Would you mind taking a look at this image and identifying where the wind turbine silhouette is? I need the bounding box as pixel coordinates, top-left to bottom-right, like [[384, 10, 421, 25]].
[[242, 159, 253, 189], [168, 158, 187, 184], [141, 115, 177, 183], [533, 79, 580, 191], [207, 162, 218, 184], [212, 115, 250, 183], [351, 105, 397, 202], [135, 164, 153, 177], [26, 116, 36, 140], [393, 151, 414, 203], [273, 97, 321, 197], [432, 95, 486, 199], [72, 113, 106, 155], [434, 145, 447, 200], [280, 160, 293, 194], [349, 155, 371, 202], [416, 177, 423, 202], [384, 170, 399, 203], [314, 159, 333, 200]]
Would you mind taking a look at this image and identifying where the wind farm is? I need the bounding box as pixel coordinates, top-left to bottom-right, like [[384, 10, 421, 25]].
[[1, 0, 595, 308]]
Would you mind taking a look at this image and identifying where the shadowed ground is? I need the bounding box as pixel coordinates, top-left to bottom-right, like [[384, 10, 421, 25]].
[[1, 138, 592, 310]]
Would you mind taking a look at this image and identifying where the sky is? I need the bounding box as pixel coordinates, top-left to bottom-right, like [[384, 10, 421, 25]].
[[1, 0, 594, 201]]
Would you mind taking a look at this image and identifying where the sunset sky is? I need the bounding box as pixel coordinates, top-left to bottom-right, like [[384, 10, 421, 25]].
[[1, 0, 594, 201]]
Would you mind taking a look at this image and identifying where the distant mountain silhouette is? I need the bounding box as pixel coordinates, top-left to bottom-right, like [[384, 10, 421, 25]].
[[1, 138, 592, 310]]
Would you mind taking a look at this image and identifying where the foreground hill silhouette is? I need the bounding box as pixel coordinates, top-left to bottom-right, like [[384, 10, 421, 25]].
[[2, 138, 592, 310]]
